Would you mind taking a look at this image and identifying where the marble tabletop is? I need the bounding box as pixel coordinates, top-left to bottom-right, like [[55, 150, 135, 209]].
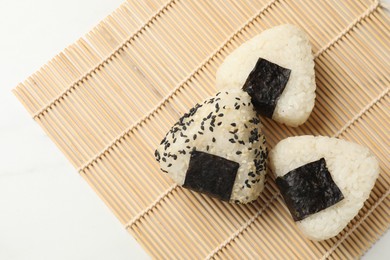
[[0, 0, 388, 259]]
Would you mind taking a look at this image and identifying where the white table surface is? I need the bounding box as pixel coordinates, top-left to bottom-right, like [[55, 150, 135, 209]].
[[0, 0, 388, 259]]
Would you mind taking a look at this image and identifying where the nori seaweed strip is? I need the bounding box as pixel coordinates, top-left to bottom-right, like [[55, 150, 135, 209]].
[[275, 158, 344, 221], [184, 150, 239, 201], [242, 58, 291, 118]]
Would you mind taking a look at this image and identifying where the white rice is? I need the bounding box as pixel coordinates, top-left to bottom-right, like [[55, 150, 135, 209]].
[[156, 89, 267, 203], [269, 135, 379, 240], [216, 24, 316, 127]]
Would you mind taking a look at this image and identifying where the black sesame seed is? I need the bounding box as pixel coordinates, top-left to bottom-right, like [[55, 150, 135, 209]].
[[212, 137, 216, 142], [193, 134, 197, 140], [162, 157, 166, 162], [160, 168, 168, 173], [209, 127, 214, 132], [236, 151, 242, 155], [249, 117, 260, 124], [235, 97, 241, 100], [229, 138, 235, 143], [249, 128, 259, 143], [238, 140, 245, 145], [206, 145, 209, 151], [231, 123, 236, 127], [167, 163, 172, 167], [185, 139, 190, 143], [217, 122, 222, 126], [154, 150, 160, 161], [248, 172, 255, 177], [218, 113, 224, 117], [198, 131, 203, 135]]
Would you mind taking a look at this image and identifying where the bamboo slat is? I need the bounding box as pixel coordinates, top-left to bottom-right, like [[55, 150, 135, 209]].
[[13, 0, 389, 258]]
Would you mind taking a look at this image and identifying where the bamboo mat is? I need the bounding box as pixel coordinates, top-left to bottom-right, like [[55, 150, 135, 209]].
[[13, 0, 389, 258]]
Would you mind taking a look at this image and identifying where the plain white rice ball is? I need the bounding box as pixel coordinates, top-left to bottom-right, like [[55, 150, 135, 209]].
[[216, 24, 316, 127], [269, 135, 379, 240]]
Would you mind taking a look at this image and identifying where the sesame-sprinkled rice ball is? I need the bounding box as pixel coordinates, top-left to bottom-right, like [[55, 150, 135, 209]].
[[155, 89, 267, 204]]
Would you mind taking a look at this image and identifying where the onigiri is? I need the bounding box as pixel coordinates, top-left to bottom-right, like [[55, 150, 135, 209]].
[[269, 135, 379, 240], [155, 89, 267, 204], [216, 24, 316, 127]]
